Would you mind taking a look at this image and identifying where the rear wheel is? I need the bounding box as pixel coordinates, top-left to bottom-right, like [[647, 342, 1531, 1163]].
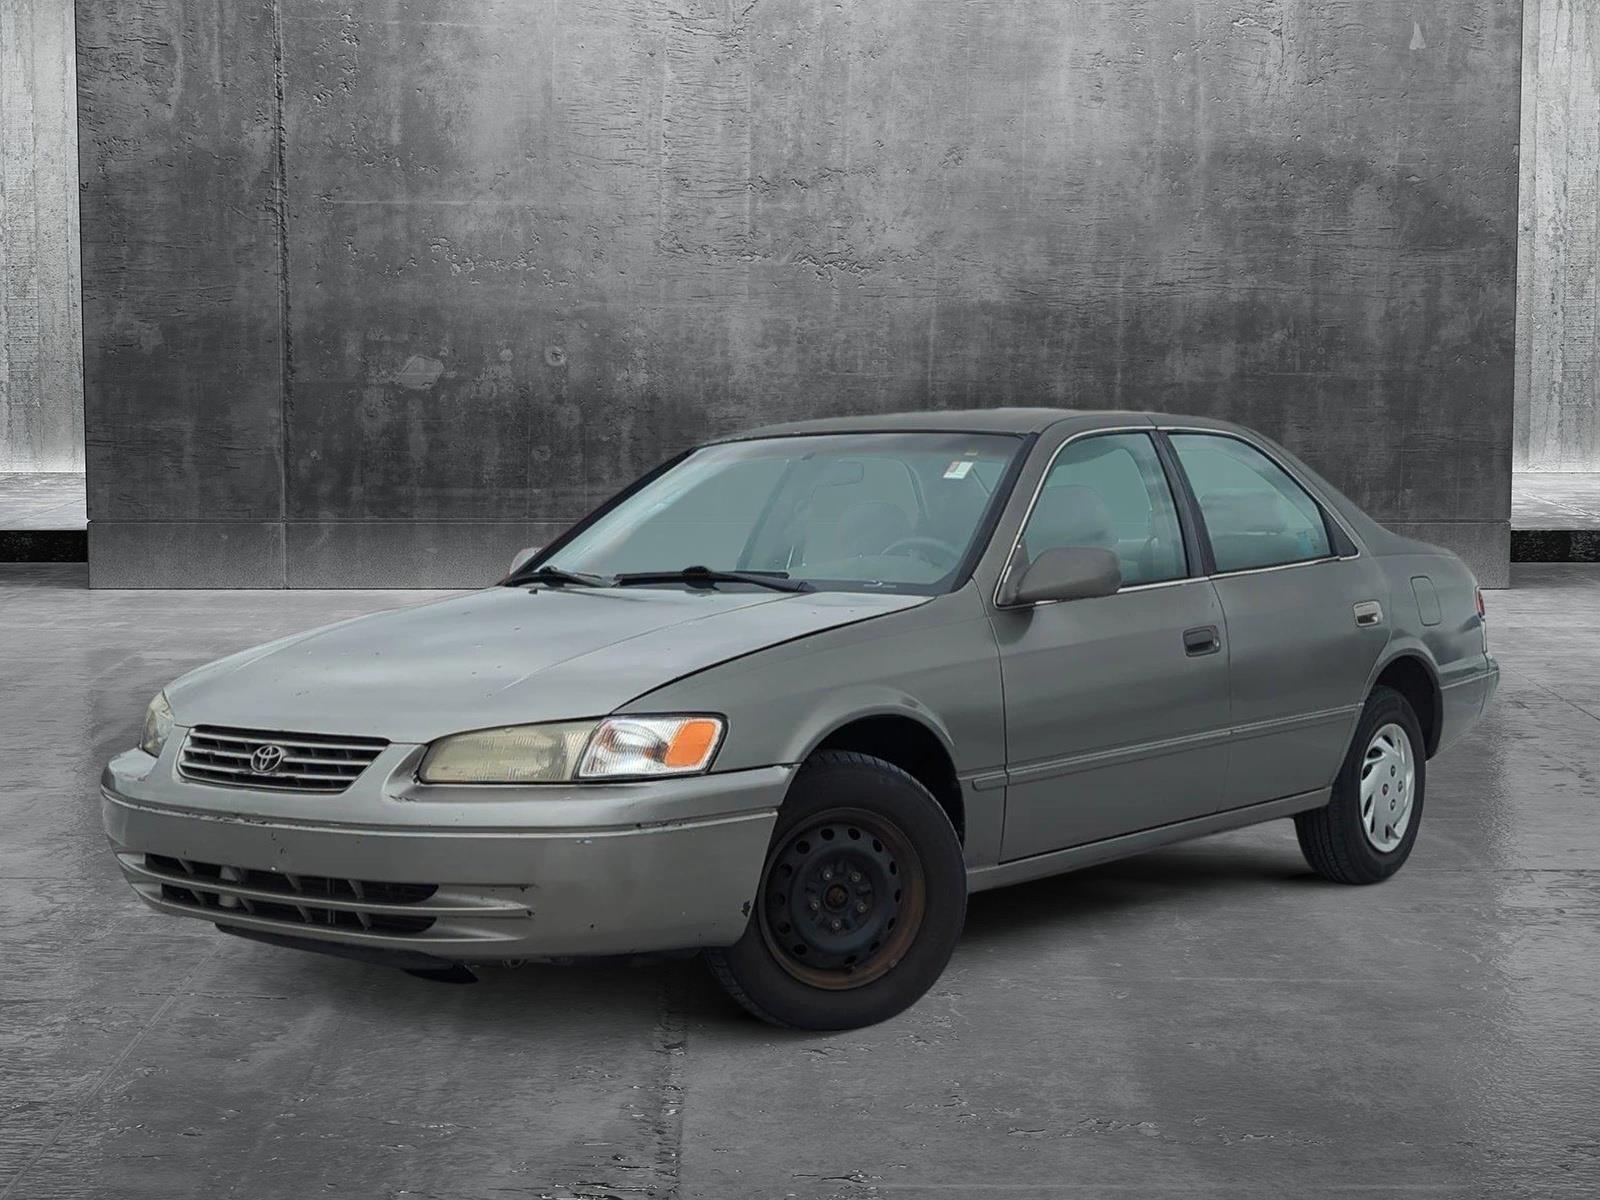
[[705, 750, 966, 1029], [1295, 686, 1426, 884]]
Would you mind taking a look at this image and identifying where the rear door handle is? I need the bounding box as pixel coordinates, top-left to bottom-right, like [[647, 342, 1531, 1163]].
[[1353, 600, 1384, 628], [1183, 625, 1220, 656]]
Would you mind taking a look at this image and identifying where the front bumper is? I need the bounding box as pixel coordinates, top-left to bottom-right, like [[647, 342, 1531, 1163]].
[[103, 745, 786, 963]]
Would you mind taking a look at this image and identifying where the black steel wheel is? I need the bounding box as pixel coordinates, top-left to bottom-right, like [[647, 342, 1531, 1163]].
[[758, 807, 926, 989], [706, 749, 966, 1030]]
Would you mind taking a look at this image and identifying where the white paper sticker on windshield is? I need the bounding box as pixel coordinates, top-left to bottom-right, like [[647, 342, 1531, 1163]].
[[944, 460, 974, 480]]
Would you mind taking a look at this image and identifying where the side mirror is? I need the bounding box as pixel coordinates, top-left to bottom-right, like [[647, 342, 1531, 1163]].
[[508, 546, 542, 576], [999, 546, 1122, 607]]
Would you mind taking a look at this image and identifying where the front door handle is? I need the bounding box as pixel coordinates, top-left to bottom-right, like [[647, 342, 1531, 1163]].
[[1183, 625, 1221, 656]]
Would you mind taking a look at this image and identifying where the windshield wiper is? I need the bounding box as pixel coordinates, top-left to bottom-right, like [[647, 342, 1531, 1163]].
[[506, 564, 608, 588], [612, 566, 813, 594]]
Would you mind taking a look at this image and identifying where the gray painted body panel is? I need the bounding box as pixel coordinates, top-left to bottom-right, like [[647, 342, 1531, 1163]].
[[970, 789, 1333, 893], [1369, 548, 1500, 753], [630, 584, 1010, 867], [163, 585, 927, 744], [106, 410, 1499, 962], [1209, 555, 1389, 807], [990, 579, 1231, 858], [103, 755, 782, 958]]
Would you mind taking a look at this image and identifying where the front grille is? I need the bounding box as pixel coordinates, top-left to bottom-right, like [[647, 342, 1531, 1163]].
[[145, 853, 438, 935], [178, 725, 388, 794]]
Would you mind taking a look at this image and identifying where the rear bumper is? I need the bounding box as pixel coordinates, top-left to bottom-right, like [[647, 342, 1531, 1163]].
[[1437, 658, 1499, 753], [102, 750, 786, 962]]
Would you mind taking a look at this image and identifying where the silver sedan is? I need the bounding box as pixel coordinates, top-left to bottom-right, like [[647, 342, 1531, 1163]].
[[104, 409, 1499, 1029]]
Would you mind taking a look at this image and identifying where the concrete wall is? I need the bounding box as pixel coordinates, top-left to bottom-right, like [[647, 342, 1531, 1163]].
[[78, 0, 1522, 588], [1515, 0, 1599, 473], [1, 0, 83, 472]]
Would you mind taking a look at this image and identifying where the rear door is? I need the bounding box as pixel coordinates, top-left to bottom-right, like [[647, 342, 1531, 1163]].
[[991, 431, 1232, 859], [1164, 431, 1389, 809]]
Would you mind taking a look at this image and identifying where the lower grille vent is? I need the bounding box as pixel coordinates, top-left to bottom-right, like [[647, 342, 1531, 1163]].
[[145, 854, 437, 935]]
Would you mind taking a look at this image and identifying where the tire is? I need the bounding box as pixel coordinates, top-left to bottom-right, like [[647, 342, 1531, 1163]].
[[1295, 685, 1427, 885], [705, 750, 967, 1030]]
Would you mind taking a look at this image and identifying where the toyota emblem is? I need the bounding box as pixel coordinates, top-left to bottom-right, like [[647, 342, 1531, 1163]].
[[250, 744, 287, 774]]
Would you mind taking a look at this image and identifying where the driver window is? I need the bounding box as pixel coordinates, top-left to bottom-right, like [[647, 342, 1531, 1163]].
[[1018, 433, 1187, 587]]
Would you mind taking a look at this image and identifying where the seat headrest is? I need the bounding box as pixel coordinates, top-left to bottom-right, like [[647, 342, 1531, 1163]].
[[1027, 483, 1116, 551], [1201, 490, 1288, 534]]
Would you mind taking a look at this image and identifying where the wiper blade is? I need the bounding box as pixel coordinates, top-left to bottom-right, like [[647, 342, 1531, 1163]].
[[506, 564, 608, 588], [612, 566, 813, 594]]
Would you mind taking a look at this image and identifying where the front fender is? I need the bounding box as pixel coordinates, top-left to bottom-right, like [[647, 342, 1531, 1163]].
[[620, 586, 1008, 861], [776, 686, 959, 768]]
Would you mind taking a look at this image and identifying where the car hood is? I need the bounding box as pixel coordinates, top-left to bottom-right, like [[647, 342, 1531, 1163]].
[[165, 585, 929, 743]]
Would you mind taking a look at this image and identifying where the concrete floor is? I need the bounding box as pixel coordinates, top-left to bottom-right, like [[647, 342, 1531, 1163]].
[[0, 473, 87, 531], [1513, 472, 1600, 529], [1, 564, 1596, 1199]]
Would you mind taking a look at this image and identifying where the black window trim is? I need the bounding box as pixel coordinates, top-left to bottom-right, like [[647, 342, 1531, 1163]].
[[1154, 427, 1363, 579]]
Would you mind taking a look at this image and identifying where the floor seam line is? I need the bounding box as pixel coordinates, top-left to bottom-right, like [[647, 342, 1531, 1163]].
[[0, 943, 220, 1200], [1499, 665, 1600, 724]]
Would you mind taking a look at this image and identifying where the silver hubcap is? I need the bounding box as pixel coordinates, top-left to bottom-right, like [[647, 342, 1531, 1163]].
[[1360, 722, 1415, 852]]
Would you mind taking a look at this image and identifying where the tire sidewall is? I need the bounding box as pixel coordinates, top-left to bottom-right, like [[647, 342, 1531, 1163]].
[[718, 753, 967, 1030], [1336, 688, 1427, 879]]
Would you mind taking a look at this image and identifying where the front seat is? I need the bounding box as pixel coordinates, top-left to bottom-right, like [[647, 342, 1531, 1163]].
[[1018, 483, 1117, 565]]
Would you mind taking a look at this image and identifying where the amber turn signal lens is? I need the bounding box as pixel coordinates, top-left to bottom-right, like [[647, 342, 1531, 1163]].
[[664, 718, 721, 768]]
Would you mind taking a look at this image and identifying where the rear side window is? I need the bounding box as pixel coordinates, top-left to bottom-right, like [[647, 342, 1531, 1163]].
[[1169, 434, 1332, 573], [1019, 433, 1187, 586]]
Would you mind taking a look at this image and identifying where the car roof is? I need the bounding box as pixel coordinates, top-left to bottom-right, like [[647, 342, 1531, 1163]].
[[711, 408, 1246, 441]]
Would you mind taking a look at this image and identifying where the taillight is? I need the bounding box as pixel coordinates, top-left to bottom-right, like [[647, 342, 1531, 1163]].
[[1476, 586, 1489, 656], [1475, 587, 1486, 619]]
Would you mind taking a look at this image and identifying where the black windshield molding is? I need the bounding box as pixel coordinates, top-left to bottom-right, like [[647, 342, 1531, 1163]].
[[498, 447, 696, 586], [954, 431, 1040, 591]]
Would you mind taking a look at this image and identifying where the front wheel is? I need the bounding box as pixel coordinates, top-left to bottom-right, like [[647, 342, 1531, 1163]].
[[705, 750, 966, 1029], [1295, 685, 1427, 884]]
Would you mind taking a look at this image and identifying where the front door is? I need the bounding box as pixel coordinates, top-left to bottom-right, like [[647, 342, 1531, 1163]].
[[991, 432, 1232, 860]]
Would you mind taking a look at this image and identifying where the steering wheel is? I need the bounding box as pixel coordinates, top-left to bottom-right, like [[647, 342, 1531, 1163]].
[[879, 535, 962, 567]]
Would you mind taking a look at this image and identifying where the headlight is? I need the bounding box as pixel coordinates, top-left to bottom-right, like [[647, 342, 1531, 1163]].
[[418, 721, 595, 784], [140, 691, 175, 757], [417, 715, 724, 784]]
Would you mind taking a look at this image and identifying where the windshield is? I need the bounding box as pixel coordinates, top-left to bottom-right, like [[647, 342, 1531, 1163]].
[[533, 432, 1024, 594]]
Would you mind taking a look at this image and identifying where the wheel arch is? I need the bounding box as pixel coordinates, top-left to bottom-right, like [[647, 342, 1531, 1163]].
[[1369, 649, 1443, 758], [800, 709, 966, 844]]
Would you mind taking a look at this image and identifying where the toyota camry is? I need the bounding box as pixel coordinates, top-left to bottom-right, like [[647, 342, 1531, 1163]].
[[104, 409, 1498, 1029]]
